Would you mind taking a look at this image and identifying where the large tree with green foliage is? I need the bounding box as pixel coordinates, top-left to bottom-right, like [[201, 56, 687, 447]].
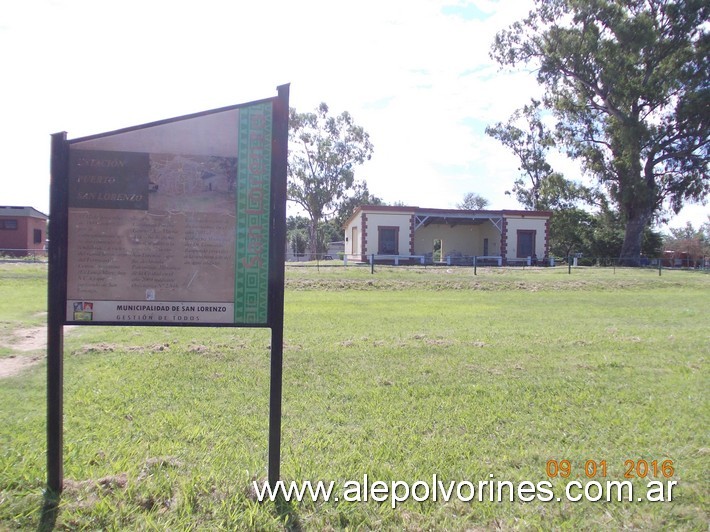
[[486, 100, 561, 210], [492, 0, 710, 264], [486, 99, 598, 257], [288, 103, 374, 258]]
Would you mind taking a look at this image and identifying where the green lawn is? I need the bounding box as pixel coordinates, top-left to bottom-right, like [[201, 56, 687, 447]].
[[0, 264, 708, 530]]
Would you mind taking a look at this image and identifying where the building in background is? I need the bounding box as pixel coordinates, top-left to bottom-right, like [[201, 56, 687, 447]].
[[0, 206, 48, 257], [344, 205, 552, 265]]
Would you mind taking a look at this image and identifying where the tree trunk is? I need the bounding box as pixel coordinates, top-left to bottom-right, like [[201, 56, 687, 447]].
[[619, 209, 652, 266], [308, 219, 319, 261]]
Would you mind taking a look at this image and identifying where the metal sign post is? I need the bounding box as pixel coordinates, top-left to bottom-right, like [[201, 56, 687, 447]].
[[267, 84, 289, 487], [47, 132, 69, 494]]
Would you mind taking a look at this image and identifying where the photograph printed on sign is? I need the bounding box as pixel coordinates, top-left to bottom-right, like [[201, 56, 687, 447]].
[[66, 151, 239, 323]]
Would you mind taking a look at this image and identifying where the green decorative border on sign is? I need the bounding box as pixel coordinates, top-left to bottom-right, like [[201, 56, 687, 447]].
[[235, 102, 273, 324]]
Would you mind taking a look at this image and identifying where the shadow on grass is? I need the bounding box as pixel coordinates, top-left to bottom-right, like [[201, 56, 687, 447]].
[[275, 495, 303, 532], [37, 490, 60, 532]]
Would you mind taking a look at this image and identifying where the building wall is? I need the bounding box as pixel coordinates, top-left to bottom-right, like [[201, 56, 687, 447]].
[[344, 215, 360, 257], [26, 217, 46, 252], [0, 216, 46, 253], [504, 215, 548, 260], [0, 215, 27, 250], [474, 223, 502, 256], [413, 221, 501, 257], [360, 211, 413, 256]]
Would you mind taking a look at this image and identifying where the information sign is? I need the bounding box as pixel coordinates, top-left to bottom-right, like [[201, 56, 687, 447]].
[[64, 99, 278, 325]]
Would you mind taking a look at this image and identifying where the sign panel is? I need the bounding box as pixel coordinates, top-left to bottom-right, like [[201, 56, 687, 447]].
[[65, 100, 275, 326]]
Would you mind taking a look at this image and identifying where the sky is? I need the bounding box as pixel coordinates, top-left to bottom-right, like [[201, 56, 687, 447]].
[[1, 0, 706, 232]]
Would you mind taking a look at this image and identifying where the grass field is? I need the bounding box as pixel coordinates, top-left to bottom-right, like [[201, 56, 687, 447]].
[[0, 263, 708, 530]]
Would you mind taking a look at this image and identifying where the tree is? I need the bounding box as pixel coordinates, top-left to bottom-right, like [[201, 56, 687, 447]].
[[288, 103, 374, 258], [486, 100, 558, 210], [663, 219, 710, 259], [318, 221, 343, 255], [486, 99, 600, 258], [548, 207, 595, 258], [332, 181, 384, 230], [492, 0, 710, 265], [286, 216, 309, 258], [586, 205, 663, 260], [486, 99, 599, 211], [457, 192, 490, 210]]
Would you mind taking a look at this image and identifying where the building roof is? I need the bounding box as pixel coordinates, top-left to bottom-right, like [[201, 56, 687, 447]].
[[344, 204, 552, 228], [0, 206, 49, 219]]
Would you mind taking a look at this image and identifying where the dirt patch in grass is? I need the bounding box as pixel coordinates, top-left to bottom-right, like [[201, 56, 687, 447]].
[[0, 326, 76, 378], [73, 342, 117, 355], [135, 455, 184, 483], [64, 473, 129, 493], [61, 459, 184, 515], [0, 354, 44, 378], [4, 326, 48, 352], [0, 326, 49, 378], [62, 473, 130, 511]]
